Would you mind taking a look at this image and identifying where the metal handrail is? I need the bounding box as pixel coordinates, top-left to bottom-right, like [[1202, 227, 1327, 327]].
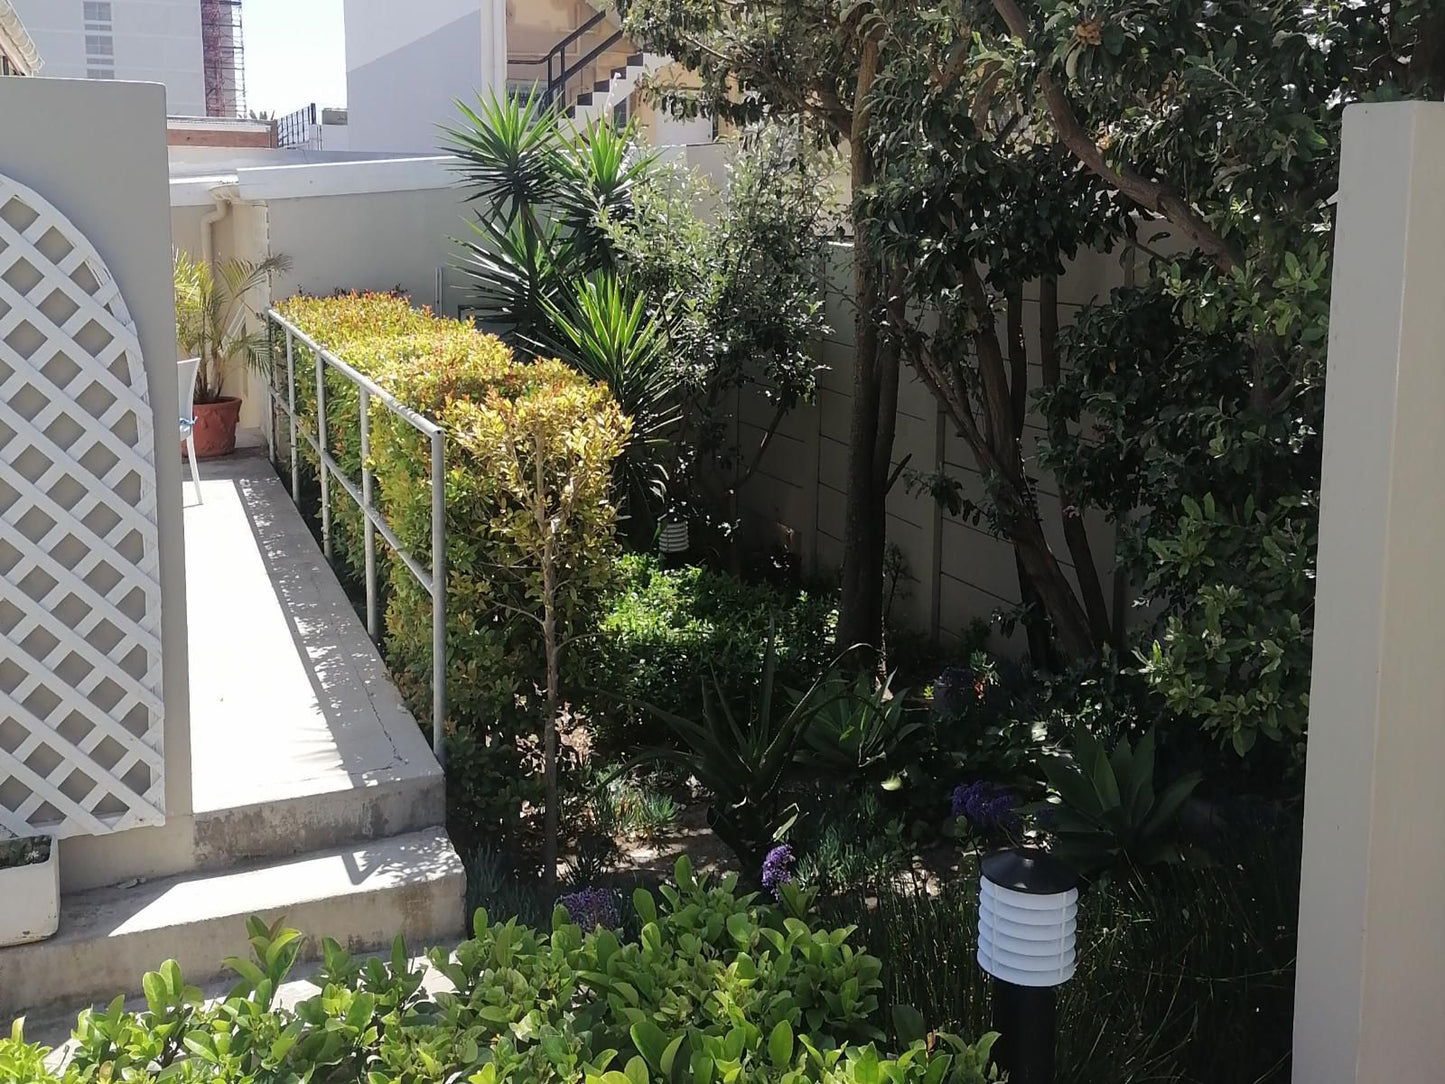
[[263, 309, 447, 766], [555, 27, 626, 104], [512, 7, 611, 105]]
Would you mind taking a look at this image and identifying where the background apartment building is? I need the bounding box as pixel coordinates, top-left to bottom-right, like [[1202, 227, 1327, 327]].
[[9, 0, 245, 117], [344, 0, 707, 154], [0, 0, 42, 74]]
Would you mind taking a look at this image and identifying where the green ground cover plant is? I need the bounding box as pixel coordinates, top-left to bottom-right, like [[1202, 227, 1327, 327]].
[[1, 861, 998, 1084]]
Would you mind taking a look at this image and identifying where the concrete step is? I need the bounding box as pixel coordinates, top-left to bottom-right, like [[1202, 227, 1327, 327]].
[[192, 764, 446, 871], [0, 827, 465, 1019]]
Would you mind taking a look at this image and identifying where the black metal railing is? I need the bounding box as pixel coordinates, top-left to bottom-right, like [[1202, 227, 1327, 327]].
[[512, 8, 625, 107]]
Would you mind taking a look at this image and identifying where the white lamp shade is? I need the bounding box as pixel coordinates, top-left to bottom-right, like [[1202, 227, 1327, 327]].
[[658, 520, 690, 555], [977, 876, 1079, 988]]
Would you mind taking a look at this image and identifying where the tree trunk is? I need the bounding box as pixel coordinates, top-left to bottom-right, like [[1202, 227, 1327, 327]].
[[960, 263, 1099, 661], [837, 39, 898, 652], [535, 439, 560, 891], [1006, 286, 1053, 665], [1039, 274, 1113, 642], [541, 552, 560, 891]]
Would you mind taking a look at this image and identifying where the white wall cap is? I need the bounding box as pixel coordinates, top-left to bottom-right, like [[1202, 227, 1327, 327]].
[[234, 156, 457, 201]]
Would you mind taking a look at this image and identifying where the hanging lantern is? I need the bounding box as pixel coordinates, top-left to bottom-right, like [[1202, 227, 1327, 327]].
[[976, 849, 1080, 1084]]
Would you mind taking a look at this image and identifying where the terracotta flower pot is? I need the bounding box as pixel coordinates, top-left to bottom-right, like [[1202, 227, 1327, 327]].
[[188, 397, 243, 459]]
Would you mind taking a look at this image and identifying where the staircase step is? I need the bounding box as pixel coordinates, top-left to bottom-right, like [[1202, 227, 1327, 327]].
[[0, 827, 465, 1018], [576, 93, 594, 107], [192, 766, 445, 870], [627, 52, 644, 67], [594, 79, 611, 93]]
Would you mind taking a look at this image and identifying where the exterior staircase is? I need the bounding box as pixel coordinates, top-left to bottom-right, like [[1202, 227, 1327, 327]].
[[566, 51, 668, 126]]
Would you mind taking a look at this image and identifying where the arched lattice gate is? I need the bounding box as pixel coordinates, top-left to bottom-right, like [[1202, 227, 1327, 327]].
[[0, 171, 165, 839]]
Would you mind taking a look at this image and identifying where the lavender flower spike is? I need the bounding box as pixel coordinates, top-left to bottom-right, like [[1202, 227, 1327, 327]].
[[557, 886, 619, 930], [761, 844, 795, 899]]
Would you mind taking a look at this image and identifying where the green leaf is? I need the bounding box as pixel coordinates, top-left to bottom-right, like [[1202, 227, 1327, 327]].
[[631, 1019, 668, 1073], [768, 1020, 793, 1069]]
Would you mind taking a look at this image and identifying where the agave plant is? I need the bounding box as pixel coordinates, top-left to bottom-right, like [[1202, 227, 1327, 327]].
[[799, 670, 924, 787], [173, 248, 292, 404], [627, 632, 845, 869], [1037, 726, 1202, 880]]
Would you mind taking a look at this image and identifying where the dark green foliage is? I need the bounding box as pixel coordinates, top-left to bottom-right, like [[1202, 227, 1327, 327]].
[[831, 820, 1300, 1083], [587, 555, 838, 756], [445, 91, 652, 339], [630, 636, 845, 870], [535, 274, 684, 524], [791, 793, 913, 896], [800, 672, 922, 788], [1038, 726, 1202, 880]]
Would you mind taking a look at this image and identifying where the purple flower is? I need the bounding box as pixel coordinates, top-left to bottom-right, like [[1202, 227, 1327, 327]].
[[935, 666, 983, 716], [950, 782, 1020, 834], [557, 887, 619, 930], [761, 844, 795, 898]]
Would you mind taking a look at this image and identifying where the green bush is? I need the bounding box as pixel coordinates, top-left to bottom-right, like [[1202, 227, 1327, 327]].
[[587, 556, 837, 755], [3, 860, 998, 1084], [277, 293, 629, 843]]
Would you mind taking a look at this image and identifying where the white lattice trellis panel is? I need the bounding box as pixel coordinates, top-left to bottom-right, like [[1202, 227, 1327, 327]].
[[0, 172, 165, 839]]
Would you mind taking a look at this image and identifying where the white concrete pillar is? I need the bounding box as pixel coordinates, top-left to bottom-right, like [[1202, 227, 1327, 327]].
[[1294, 101, 1445, 1083], [480, 0, 507, 100]]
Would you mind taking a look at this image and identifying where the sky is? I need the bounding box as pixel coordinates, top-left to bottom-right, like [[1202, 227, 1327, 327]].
[[242, 0, 347, 118]]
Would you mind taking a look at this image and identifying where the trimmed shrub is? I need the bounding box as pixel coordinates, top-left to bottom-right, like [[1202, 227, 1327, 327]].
[[2, 860, 999, 1084], [586, 556, 838, 755], [277, 294, 629, 842]]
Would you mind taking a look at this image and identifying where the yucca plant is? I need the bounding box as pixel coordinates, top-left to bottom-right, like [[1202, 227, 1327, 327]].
[[445, 90, 656, 337], [1037, 726, 1202, 881], [536, 273, 682, 524], [173, 248, 292, 404]]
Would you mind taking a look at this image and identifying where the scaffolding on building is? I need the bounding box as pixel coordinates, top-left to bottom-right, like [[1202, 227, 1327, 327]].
[[200, 0, 245, 118]]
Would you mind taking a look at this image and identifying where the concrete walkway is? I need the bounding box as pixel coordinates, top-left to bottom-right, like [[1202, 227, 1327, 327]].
[[185, 454, 439, 819]]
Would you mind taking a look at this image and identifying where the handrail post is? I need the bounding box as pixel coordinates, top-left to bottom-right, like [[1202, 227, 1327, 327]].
[[285, 326, 298, 503], [265, 331, 276, 465], [360, 387, 378, 643], [314, 345, 332, 561], [430, 429, 447, 765]]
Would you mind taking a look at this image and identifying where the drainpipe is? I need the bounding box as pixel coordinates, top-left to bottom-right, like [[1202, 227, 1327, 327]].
[[199, 192, 231, 270]]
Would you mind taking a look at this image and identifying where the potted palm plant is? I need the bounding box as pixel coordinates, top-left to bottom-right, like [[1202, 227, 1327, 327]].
[[173, 248, 292, 458]]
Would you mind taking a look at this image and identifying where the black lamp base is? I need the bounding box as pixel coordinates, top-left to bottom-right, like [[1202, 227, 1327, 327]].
[[992, 979, 1057, 1084]]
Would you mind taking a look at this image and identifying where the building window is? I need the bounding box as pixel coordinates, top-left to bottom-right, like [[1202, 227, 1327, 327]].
[[87, 67, 116, 79], [85, 35, 114, 56], [83, 1, 113, 21]]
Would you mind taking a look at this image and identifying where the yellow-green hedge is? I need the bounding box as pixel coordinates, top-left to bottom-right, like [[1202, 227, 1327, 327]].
[[278, 293, 629, 839]]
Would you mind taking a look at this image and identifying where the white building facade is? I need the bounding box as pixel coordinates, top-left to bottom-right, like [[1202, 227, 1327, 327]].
[[0, 0, 42, 74], [10, 0, 217, 116], [344, 0, 505, 154]]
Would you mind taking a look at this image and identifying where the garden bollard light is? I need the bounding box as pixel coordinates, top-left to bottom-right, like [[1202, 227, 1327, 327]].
[[977, 849, 1079, 1084]]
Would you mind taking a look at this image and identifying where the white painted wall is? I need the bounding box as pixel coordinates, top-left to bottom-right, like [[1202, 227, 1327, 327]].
[[11, 0, 207, 117], [0, 76, 194, 887], [1293, 101, 1445, 1084], [170, 157, 474, 442], [344, 0, 504, 154]]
